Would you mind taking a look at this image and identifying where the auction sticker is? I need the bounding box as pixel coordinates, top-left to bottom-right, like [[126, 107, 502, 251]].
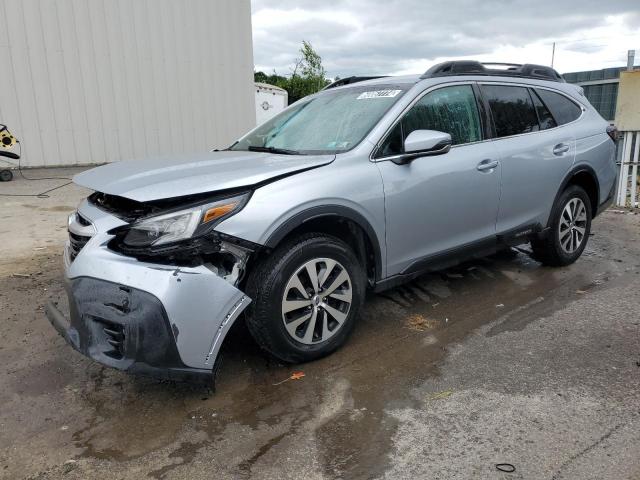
[[357, 90, 402, 99]]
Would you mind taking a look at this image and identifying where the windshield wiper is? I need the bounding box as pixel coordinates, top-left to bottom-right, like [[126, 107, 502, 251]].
[[247, 146, 302, 155]]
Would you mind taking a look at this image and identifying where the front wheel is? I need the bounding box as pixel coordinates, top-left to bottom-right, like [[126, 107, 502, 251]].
[[531, 185, 592, 266], [245, 233, 365, 363]]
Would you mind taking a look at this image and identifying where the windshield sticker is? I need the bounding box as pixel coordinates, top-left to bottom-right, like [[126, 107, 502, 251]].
[[357, 89, 402, 100], [326, 141, 351, 149]]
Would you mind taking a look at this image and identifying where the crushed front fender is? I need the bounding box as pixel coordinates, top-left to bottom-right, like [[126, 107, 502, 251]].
[[47, 199, 252, 382]]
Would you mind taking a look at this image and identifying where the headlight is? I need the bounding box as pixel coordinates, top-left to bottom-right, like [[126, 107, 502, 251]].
[[122, 193, 248, 247]]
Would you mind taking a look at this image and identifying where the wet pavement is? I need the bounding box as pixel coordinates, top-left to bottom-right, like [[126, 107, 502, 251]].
[[1, 172, 639, 479]]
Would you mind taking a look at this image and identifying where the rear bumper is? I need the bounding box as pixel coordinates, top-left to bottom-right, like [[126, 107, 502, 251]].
[[595, 182, 615, 217]]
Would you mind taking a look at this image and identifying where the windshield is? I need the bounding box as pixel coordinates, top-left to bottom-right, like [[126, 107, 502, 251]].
[[231, 85, 408, 155]]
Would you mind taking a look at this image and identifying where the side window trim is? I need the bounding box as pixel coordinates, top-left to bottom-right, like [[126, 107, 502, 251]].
[[529, 87, 558, 130], [473, 82, 496, 139], [479, 81, 585, 141], [372, 81, 486, 161], [527, 87, 544, 130]]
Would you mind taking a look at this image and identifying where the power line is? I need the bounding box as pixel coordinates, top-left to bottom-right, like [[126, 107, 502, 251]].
[[543, 32, 640, 47]]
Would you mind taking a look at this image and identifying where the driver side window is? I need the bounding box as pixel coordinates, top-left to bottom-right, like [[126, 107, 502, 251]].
[[376, 84, 482, 158]]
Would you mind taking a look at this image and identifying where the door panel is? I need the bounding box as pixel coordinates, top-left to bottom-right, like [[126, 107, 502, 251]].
[[378, 141, 500, 276], [375, 83, 501, 277], [480, 84, 578, 232], [493, 131, 575, 232]]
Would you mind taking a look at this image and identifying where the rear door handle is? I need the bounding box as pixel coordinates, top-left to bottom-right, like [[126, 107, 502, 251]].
[[553, 143, 570, 155], [476, 159, 499, 172]]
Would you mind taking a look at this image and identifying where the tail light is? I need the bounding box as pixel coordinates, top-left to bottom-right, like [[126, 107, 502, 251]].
[[606, 125, 618, 142]]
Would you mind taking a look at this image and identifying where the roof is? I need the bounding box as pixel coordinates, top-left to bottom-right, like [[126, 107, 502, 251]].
[[322, 75, 422, 91], [327, 61, 567, 91], [255, 82, 287, 93], [421, 61, 564, 82], [353, 74, 422, 85], [324, 76, 388, 89]]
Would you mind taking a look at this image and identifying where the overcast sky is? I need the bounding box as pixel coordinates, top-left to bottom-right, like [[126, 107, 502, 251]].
[[251, 0, 640, 78]]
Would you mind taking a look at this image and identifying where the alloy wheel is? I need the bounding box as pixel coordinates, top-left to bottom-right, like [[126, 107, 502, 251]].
[[281, 257, 353, 345], [558, 197, 587, 254]]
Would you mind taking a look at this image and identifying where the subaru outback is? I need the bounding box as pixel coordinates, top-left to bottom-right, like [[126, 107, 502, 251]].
[[46, 61, 617, 385]]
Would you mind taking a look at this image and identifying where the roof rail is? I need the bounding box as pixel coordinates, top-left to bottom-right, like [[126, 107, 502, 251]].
[[420, 61, 564, 83], [323, 76, 388, 90]]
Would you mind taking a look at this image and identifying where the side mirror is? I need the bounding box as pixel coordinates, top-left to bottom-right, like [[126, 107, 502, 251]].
[[393, 129, 451, 164]]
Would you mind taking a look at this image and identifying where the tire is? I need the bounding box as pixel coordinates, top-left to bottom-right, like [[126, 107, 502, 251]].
[[531, 185, 592, 266], [245, 233, 365, 363], [0, 169, 13, 182]]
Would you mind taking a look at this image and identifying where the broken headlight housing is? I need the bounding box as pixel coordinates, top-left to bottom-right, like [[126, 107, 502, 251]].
[[122, 193, 250, 248]]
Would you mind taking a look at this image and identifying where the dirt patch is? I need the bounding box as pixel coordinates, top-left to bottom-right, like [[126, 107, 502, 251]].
[[21, 204, 76, 212], [1, 211, 639, 479], [405, 313, 439, 331]]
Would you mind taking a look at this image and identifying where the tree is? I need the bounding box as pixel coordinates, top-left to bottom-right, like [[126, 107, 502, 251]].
[[254, 41, 330, 104], [254, 71, 269, 84], [297, 41, 328, 91], [254, 70, 288, 89]]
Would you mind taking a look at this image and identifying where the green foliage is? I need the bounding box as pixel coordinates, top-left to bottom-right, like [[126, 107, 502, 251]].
[[254, 41, 331, 104], [254, 71, 289, 90]]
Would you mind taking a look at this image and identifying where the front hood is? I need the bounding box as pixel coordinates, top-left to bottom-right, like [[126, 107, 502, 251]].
[[74, 151, 335, 202]]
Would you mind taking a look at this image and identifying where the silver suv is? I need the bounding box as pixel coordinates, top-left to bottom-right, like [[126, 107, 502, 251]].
[[46, 61, 617, 385]]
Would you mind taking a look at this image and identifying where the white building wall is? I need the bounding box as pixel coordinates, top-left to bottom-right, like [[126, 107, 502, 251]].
[[0, 0, 255, 167]]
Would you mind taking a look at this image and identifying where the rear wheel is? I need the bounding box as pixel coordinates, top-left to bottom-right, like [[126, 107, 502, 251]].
[[245, 233, 365, 363], [531, 185, 592, 266]]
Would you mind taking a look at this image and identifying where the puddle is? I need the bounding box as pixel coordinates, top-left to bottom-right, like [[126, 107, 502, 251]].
[[3, 229, 633, 478], [67, 245, 622, 476], [6, 357, 76, 396], [72, 368, 205, 461], [148, 439, 207, 479], [21, 204, 76, 212]]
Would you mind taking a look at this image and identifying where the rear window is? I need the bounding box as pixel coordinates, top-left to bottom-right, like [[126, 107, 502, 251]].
[[482, 85, 540, 138], [535, 89, 582, 125]]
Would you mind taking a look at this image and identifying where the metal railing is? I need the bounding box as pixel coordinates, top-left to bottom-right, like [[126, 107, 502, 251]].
[[616, 131, 639, 208]]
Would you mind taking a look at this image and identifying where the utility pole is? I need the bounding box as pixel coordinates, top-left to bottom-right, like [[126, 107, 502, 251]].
[[551, 42, 556, 68]]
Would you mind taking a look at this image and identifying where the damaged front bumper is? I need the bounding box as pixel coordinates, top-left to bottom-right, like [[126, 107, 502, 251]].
[[45, 199, 251, 384]]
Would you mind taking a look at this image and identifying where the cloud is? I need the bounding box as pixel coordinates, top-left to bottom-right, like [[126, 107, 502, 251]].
[[251, 0, 640, 76]]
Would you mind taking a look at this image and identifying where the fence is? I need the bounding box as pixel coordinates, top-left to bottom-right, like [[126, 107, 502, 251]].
[[616, 131, 640, 208]]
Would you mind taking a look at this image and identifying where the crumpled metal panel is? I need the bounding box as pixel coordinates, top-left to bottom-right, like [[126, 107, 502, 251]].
[[66, 200, 251, 370], [73, 151, 335, 201]]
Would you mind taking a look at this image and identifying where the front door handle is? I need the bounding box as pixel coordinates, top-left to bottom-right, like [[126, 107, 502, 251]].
[[477, 159, 499, 172], [553, 143, 571, 155]]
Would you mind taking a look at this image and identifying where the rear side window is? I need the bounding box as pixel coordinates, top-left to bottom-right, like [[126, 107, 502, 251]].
[[530, 89, 557, 130], [482, 85, 539, 138], [535, 89, 582, 125]]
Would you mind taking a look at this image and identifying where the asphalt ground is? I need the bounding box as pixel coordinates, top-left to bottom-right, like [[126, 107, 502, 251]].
[[1, 169, 639, 479]]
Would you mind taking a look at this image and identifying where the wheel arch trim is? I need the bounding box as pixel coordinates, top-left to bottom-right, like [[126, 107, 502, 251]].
[[549, 164, 600, 226], [263, 205, 384, 281]]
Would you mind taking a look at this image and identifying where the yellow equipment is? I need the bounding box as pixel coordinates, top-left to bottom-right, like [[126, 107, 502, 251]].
[[0, 124, 19, 181]]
